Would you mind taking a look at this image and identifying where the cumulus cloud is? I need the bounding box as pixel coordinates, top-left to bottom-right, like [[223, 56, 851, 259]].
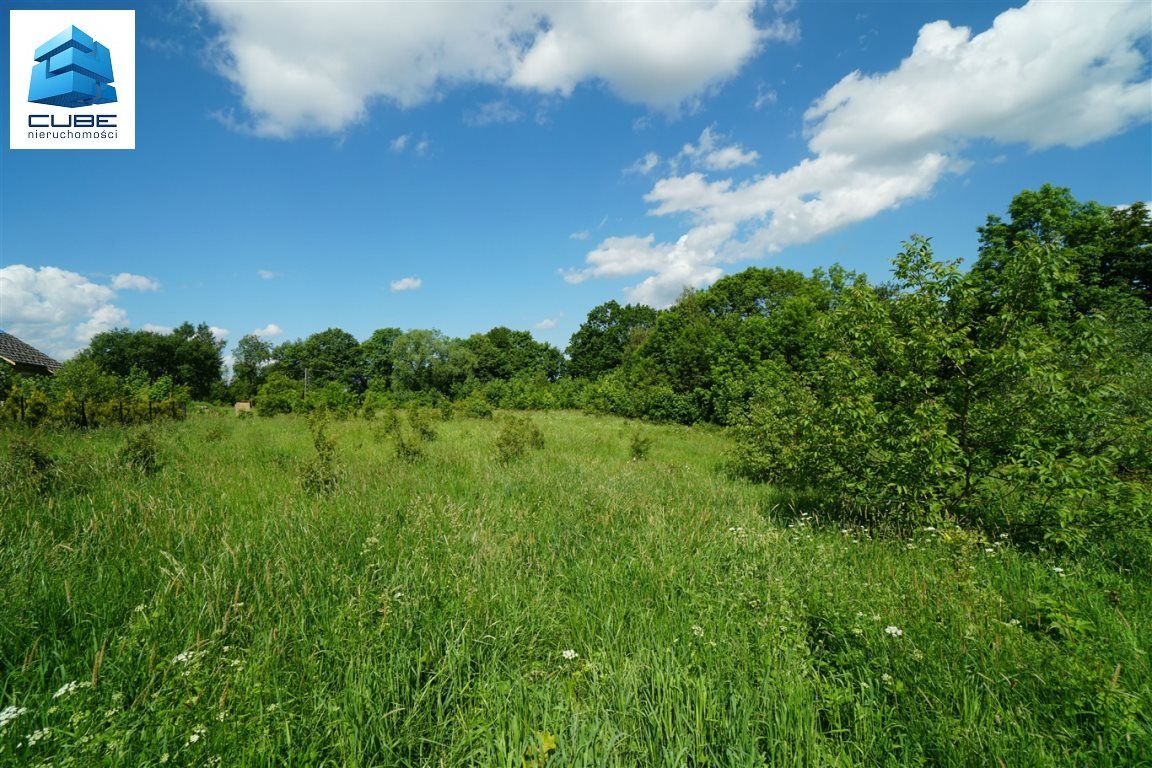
[[0, 265, 134, 359], [198, 0, 782, 137], [110, 272, 161, 291], [251, 323, 283, 337], [390, 276, 422, 292], [390, 134, 410, 153], [210, 326, 230, 342], [534, 318, 558, 330], [141, 323, 173, 334], [569, 0, 1152, 307]]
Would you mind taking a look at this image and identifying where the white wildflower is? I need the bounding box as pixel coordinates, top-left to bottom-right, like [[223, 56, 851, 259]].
[[187, 724, 206, 745], [881, 673, 893, 683], [561, 649, 578, 661], [984, 548, 995, 554], [172, 649, 202, 665], [52, 680, 91, 699], [884, 626, 903, 637], [691, 625, 704, 638], [133, 604, 146, 613], [27, 727, 51, 746], [0, 706, 28, 729], [1052, 566, 1065, 575]]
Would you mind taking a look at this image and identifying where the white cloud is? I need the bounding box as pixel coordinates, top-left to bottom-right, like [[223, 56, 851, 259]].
[[569, 230, 590, 241], [110, 272, 161, 291], [210, 326, 230, 342], [251, 323, 283, 338], [626, 152, 661, 175], [0, 265, 131, 359], [389, 134, 410, 153], [198, 0, 779, 137], [569, 0, 1152, 306], [256, 269, 279, 279], [465, 100, 522, 126], [534, 318, 557, 330], [414, 138, 431, 156], [390, 276, 422, 292], [675, 126, 760, 172], [141, 323, 173, 334]]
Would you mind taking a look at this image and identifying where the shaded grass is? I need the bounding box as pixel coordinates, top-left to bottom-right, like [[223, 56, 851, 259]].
[[0, 411, 1148, 766]]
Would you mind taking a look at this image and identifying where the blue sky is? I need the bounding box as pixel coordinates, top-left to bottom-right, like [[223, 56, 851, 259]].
[[2, 0, 1150, 362]]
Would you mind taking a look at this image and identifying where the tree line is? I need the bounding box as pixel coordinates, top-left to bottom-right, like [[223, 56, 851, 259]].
[[3, 185, 1149, 553]]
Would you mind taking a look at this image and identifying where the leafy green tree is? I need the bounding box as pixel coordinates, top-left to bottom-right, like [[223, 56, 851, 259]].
[[231, 334, 273, 401], [566, 301, 658, 379], [462, 327, 564, 383], [975, 185, 1151, 310], [256, 372, 302, 415], [390, 329, 451, 393], [271, 328, 365, 392], [78, 322, 223, 399], [360, 327, 402, 388]]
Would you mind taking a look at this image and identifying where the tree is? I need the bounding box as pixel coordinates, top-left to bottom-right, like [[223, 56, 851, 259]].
[[462, 327, 564, 383], [231, 334, 273, 401], [270, 328, 365, 392], [566, 301, 659, 379], [975, 185, 1151, 310], [78, 322, 223, 399], [359, 327, 402, 388]]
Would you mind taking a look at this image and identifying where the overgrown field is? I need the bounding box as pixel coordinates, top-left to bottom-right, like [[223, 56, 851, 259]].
[[1, 411, 1148, 766]]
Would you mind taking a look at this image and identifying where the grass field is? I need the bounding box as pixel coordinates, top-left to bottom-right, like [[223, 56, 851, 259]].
[[1, 411, 1149, 766]]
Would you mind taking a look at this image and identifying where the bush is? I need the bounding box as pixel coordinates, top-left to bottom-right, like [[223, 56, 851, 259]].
[[117, 429, 162, 475], [730, 237, 1152, 549], [495, 415, 544, 464], [407, 407, 438, 442], [629, 430, 653, 461], [394, 430, 426, 464], [299, 415, 341, 494], [455, 390, 493, 419]]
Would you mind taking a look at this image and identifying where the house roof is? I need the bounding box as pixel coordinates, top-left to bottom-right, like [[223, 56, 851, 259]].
[[0, 331, 62, 373]]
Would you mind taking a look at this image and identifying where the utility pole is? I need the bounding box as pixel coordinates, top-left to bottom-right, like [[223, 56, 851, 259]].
[[304, 367, 310, 399]]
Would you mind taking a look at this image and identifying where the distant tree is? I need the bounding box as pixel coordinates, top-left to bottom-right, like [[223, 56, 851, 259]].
[[78, 322, 223, 399], [271, 328, 364, 392], [566, 301, 659, 379], [256, 372, 302, 415], [390, 329, 449, 392], [232, 334, 273, 401], [462, 327, 564, 383], [360, 327, 402, 387]]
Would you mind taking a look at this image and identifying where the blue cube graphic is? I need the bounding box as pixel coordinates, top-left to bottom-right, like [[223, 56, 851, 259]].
[[28, 25, 117, 108]]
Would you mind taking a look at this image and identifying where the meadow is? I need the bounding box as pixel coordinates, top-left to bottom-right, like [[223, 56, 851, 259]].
[[1, 410, 1148, 766]]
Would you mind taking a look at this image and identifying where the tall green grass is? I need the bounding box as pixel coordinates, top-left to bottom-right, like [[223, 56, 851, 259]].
[[1, 411, 1148, 766]]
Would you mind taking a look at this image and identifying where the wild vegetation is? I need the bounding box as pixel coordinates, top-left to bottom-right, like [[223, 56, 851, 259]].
[[1, 412, 1149, 766], [1, 185, 1149, 764]]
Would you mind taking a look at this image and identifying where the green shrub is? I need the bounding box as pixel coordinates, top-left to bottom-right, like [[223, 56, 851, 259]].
[[408, 407, 438, 442], [495, 415, 544, 464], [117, 429, 162, 475], [394, 430, 426, 463], [629, 430, 653, 461], [730, 237, 1152, 548], [455, 390, 494, 419], [299, 415, 341, 494]]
